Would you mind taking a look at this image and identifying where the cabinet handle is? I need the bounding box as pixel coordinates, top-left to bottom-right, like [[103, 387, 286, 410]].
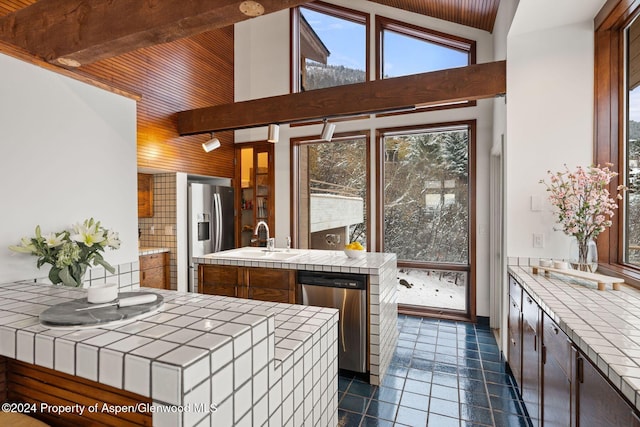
[[534, 334, 537, 352], [577, 357, 584, 383], [142, 272, 146, 280], [527, 296, 532, 304], [553, 326, 559, 335]]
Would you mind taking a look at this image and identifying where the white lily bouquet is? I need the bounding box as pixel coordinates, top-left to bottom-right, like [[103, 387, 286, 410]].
[[9, 218, 121, 287]]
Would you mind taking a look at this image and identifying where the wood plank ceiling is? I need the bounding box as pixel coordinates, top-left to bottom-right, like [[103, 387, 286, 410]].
[[368, 0, 500, 33], [0, 0, 500, 177]]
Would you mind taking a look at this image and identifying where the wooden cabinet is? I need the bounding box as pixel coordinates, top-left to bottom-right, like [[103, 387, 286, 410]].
[[139, 252, 169, 289], [577, 353, 636, 427], [198, 265, 296, 304], [198, 264, 241, 297], [542, 312, 573, 427], [508, 276, 523, 387], [508, 273, 639, 427], [237, 143, 274, 248], [245, 268, 296, 303], [137, 173, 154, 218], [522, 291, 541, 427]]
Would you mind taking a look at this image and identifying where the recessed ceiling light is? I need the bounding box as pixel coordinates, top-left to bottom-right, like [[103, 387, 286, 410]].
[[239, 1, 264, 17]]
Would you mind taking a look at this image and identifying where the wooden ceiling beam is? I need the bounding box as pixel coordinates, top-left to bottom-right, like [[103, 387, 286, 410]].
[[177, 60, 506, 135], [0, 0, 311, 67]]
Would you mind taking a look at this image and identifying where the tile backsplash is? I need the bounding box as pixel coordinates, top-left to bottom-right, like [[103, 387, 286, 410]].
[[28, 261, 141, 291], [138, 173, 177, 289]]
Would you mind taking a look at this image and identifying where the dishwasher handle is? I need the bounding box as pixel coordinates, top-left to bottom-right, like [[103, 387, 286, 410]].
[[297, 271, 367, 290]]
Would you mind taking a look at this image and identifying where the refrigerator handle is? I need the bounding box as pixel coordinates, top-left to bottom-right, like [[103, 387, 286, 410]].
[[215, 193, 222, 252]]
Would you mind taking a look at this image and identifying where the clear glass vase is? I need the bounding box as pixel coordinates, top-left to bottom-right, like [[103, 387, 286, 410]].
[[569, 237, 598, 273]]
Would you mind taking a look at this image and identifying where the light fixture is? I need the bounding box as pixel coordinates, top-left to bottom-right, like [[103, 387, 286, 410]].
[[321, 119, 336, 142], [267, 124, 280, 143], [202, 133, 221, 152]]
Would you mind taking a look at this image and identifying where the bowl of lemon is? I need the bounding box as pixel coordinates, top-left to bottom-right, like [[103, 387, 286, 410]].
[[344, 242, 366, 259]]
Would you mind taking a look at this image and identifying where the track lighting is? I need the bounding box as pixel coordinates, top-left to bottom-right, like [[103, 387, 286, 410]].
[[321, 119, 336, 142], [202, 133, 221, 152], [267, 124, 279, 143]]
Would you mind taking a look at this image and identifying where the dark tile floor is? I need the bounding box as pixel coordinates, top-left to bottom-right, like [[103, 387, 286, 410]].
[[337, 315, 532, 427]]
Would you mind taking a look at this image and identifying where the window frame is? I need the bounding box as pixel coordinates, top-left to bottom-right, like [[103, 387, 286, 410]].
[[375, 120, 477, 321], [290, 1, 370, 94], [595, 0, 640, 287], [375, 15, 477, 114], [290, 130, 372, 249]]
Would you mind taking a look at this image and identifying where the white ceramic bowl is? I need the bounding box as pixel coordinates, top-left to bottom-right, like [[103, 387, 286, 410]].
[[539, 259, 552, 267], [87, 283, 118, 304], [344, 249, 366, 259], [553, 260, 569, 270]]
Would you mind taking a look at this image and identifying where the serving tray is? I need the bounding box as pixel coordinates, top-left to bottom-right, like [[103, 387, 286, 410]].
[[39, 291, 164, 328], [531, 265, 624, 291]]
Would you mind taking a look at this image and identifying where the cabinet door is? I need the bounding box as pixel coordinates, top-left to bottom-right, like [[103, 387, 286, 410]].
[[137, 173, 153, 218], [140, 253, 169, 289], [577, 353, 635, 427], [508, 295, 522, 388], [199, 265, 240, 297], [245, 268, 295, 303], [542, 313, 573, 427], [522, 292, 540, 427]]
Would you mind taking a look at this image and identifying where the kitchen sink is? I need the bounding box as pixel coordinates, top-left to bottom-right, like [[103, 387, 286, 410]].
[[210, 248, 303, 261]]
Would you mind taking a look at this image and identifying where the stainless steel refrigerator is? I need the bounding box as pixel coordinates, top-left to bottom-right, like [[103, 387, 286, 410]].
[[188, 182, 235, 292]]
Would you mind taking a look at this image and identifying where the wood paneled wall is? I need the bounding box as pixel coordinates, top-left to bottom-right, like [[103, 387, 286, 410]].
[[0, 356, 6, 403], [6, 359, 152, 426], [0, 2, 235, 177], [78, 29, 235, 177]]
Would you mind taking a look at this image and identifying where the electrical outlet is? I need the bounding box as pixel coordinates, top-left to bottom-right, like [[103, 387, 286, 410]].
[[165, 225, 173, 236], [150, 225, 155, 235], [533, 233, 544, 248]]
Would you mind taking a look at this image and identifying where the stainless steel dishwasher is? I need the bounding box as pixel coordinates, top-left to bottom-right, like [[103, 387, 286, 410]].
[[298, 270, 367, 374]]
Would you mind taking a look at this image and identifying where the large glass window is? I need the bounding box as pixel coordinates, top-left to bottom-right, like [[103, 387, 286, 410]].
[[380, 124, 473, 314], [627, 17, 640, 267], [377, 17, 473, 79], [293, 133, 369, 250], [293, 3, 368, 92]]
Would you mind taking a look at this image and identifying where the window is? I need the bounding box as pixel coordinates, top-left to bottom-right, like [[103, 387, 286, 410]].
[[377, 122, 475, 317], [375, 17, 476, 112], [292, 2, 369, 92], [376, 17, 474, 79], [595, 3, 640, 285], [292, 132, 370, 250]]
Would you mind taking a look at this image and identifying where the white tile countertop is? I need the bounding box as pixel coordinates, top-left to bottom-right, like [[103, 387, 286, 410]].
[[0, 281, 339, 427], [193, 248, 399, 386], [138, 247, 170, 256], [509, 261, 640, 411], [194, 247, 396, 275]]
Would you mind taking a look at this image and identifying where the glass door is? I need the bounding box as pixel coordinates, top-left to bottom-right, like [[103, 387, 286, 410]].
[[237, 143, 274, 247]]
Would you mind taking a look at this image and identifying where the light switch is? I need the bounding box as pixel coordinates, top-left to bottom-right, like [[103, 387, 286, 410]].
[[531, 195, 542, 211]]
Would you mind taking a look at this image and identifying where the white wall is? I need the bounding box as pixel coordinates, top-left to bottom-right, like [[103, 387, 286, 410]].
[[235, 0, 496, 316], [506, 16, 601, 260], [0, 53, 138, 283]]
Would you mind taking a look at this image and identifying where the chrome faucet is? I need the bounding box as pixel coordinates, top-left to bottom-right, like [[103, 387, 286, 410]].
[[255, 221, 275, 251]]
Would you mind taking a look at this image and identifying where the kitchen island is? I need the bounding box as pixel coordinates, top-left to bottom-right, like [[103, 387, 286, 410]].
[[0, 281, 338, 427], [193, 248, 398, 386]]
